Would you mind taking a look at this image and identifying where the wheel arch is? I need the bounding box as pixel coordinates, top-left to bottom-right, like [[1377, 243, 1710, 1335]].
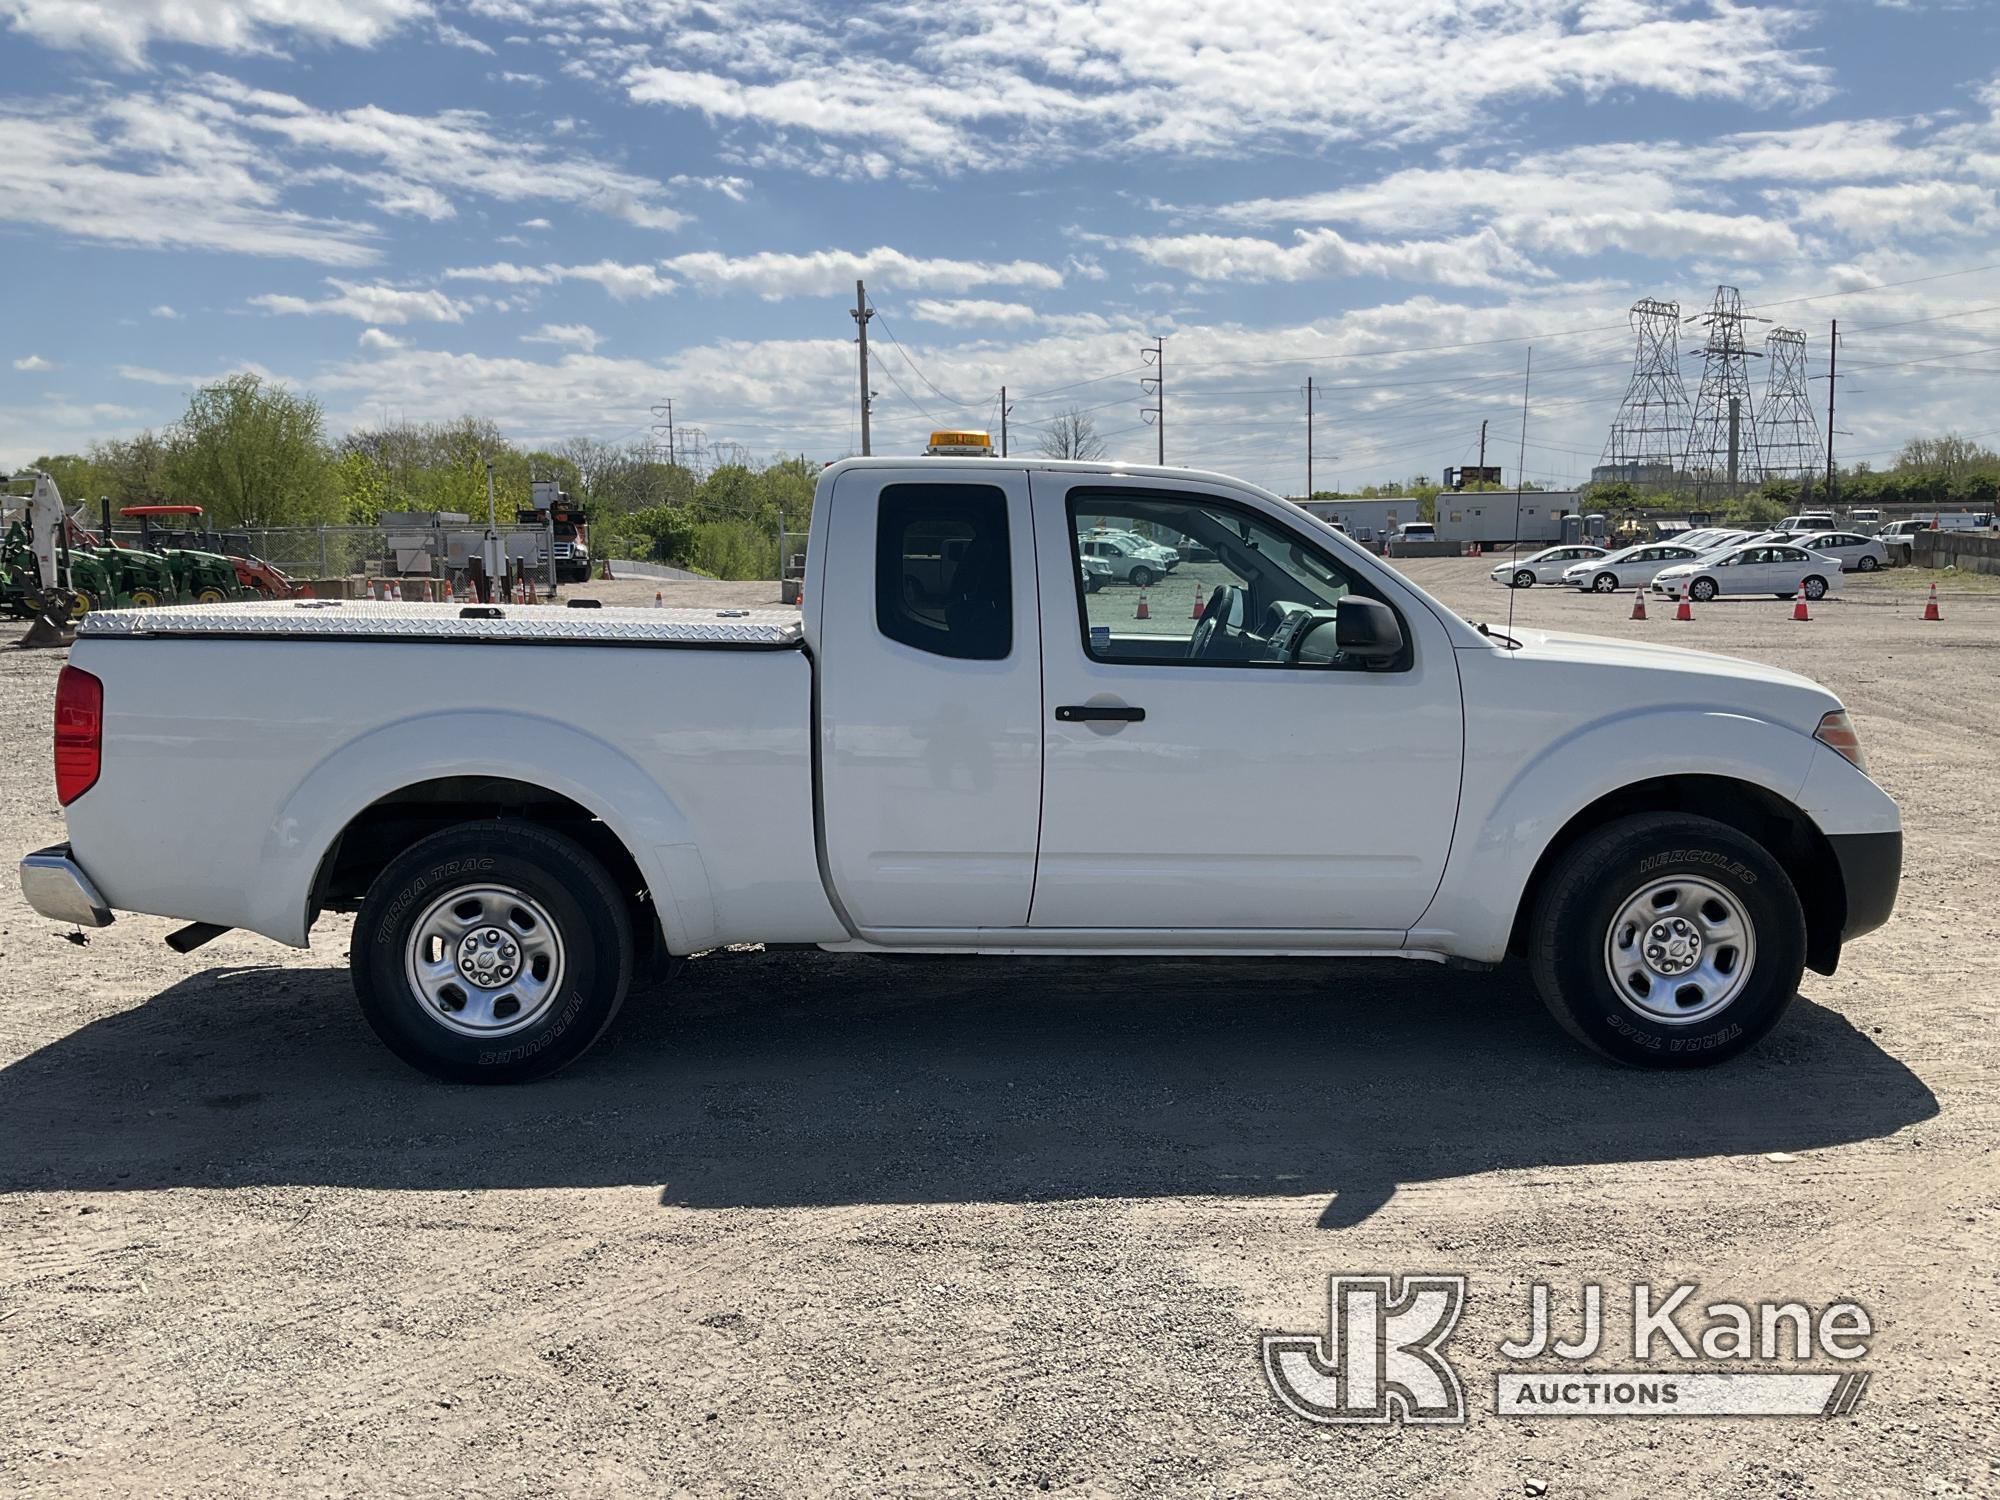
[[311, 776, 670, 969], [1505, 774, 1847, 975], [264, 710, 716, 956]]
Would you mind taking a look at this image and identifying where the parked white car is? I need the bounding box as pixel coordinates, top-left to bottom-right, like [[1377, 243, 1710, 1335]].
[[1670, 528, 1748, 555], [1079, 555, 1114, 593], [1078, 533, 1177, 586], [1562, 543, 1703, 593], [21, 456, 1900, 1080], [1792, 530, 1888, 573], [1652, 542, 1846, 602], [1491, 545, 1608, 588]]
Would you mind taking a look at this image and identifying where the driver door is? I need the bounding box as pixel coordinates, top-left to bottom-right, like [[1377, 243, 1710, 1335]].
[[1027, 473, 1463, 934]]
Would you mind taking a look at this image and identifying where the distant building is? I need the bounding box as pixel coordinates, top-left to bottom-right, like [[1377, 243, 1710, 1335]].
[[1292, 497, 1417, 543], [1435, 491, 1590, 545]]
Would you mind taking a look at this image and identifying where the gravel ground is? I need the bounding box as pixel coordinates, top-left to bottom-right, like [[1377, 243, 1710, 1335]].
[[1, 563, 1995, 1498]]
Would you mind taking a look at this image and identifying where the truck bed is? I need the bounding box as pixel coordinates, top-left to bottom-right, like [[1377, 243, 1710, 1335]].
[[75, 599, 804, 648]]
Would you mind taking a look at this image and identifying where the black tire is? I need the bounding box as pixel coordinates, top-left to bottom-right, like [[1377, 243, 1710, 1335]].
[[1856, 555, 1879, 572], [1592, 572, 1618, 593], [1689, 577, 1718, 602], [1803, 575, 1828, 600], [1129, 565, 1156, 588], [1083, 573, 1101, 594], [1527, 812, 1805, 1067], [352, 822, 634, 1083], [1513, 569, 1535, 588]]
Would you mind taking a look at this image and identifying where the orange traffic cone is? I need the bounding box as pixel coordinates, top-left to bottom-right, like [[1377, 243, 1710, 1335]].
[[1675, 596, 1694, 622], [1922, 582, 1941, 621], [600, 560, 613, 581], [1135, 589, 1150, 620], [444, 579, 454, 601], [1190, 585, 1204, 620], [654, 590, 664, 608], [1792, 587, 1810, 622], [1630, 589, 1647, 620]]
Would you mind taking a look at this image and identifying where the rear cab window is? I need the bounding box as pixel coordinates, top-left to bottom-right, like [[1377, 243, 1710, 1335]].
[[876, 483, 1012, 661]]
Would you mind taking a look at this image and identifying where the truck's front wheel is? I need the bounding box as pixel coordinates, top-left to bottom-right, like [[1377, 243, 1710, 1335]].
[[1527, 812, 1804, 1067], [353, 822, 633, 1083]]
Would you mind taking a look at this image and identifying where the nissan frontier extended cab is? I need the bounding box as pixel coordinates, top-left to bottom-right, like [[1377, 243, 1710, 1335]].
[[21, 457, 1902, 1081]]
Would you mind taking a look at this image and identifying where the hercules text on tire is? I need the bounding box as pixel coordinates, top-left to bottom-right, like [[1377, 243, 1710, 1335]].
[[1526, 812, 1805, 1067], [352, 822, 635, 1083]]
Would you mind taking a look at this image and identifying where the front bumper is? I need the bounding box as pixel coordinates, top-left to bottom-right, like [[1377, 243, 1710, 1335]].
[[19, 844, 114, 928], [1829, 830, 1902, 941]]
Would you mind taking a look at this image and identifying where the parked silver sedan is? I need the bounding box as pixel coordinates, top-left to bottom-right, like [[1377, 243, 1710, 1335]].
[[1562, 542, 1703, 593], [1652, 542, 1846, 602], [1793, 530, 1888, 572], [1490, 544, 1607, 588]]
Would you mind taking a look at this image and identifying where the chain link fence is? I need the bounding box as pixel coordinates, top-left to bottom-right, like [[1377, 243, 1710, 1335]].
[[101, 520, 563, 592]]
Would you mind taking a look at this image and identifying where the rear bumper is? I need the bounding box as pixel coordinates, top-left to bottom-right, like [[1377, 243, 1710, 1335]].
[[19, 844, 114, 928], [1830, 830, 1902, 941]]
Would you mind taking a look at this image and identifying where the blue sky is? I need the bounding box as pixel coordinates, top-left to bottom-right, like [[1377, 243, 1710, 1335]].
[[3, 0, 1999, 494]]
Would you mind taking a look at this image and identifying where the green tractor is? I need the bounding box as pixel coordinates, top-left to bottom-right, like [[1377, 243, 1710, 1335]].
[[121, 504, 247, 604], [83, 539, 177, 607], [3, 513, 117, 617]]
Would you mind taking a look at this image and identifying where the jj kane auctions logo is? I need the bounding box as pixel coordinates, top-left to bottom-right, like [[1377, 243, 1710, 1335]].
[[1263, 1275, 1874, 1423]]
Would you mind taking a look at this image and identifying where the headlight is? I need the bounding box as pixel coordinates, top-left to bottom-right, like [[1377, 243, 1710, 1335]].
[[1814, 709, 1868, 772]]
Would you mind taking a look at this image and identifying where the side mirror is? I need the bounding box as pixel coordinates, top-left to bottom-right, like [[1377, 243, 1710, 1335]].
[[1333, 595, 1404, 665]]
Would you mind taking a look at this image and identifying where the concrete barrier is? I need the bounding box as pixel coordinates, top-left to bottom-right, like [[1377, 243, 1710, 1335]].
[[1385, 539, 1464, 559], [1914, 531, 2000, 576]]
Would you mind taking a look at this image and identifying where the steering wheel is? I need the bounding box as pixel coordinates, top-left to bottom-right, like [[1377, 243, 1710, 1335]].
[[1186, 585, 1238, 659]]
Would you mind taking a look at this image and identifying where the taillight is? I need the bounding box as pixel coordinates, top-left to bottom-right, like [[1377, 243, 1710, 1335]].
[[1813, 709, 1868, 774], [54, 665, 102, 805]]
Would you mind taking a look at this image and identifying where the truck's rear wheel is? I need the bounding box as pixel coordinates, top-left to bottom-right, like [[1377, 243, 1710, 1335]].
[[353, 822, 633, 1083], [1527, 812, 1804, 1067]]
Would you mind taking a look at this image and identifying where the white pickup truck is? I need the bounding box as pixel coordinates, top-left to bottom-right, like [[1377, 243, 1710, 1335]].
[[21, 457, 1901, 1082]]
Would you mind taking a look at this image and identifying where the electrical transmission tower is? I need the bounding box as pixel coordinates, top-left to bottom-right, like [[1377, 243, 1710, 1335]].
[[1599, 298, 1693, 491], [1758, 328, 1820, 486], [1683, 285, 1768, 499]]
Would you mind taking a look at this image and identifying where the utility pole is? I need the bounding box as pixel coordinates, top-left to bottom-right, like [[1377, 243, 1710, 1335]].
[[1305, 377, 1315, 499], [1000, 386, 1011, 457], [1140, 336, 1164, 464], [1478, 418, 1488, 473], [851, 279, 874, 457], [1824, 318, 1839, 504]]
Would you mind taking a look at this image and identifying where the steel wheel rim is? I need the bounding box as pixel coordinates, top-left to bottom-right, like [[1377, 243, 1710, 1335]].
[[403, 883, 567, 1039], [1603, 874, 1755, 1025]]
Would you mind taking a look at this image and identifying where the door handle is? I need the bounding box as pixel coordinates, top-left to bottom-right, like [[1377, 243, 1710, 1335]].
[[1055, 704, 1145, 723]]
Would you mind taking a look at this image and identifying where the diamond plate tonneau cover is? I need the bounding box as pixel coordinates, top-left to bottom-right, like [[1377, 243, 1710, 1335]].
[[75, 599, 804, 647]]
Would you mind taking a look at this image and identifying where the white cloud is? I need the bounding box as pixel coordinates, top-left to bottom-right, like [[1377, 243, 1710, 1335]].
[[619, 0, 1831, 175], [522, 322, 603, 352], [1120, 226, 1549, 290], [909, 298, 1042, 327], [521, 216, 551, 229], [2, 0, 426, 67], [662, 246, 1064, 299], [0, 104, 380, 265], [249, 278, 474, 324], [0, 77, 695, 270], [437, 22, 494, 54], [444, 260, 676, 298], [358, 328, 407, 350], [13, 354, 53, 371], [151, 304, 183, 318]]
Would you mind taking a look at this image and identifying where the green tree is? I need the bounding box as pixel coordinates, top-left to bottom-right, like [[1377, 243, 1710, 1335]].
[[164, 374, 334, 526]]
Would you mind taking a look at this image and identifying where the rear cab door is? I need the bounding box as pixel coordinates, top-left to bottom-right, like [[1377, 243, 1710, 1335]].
[[814, 465, 1044, 934]]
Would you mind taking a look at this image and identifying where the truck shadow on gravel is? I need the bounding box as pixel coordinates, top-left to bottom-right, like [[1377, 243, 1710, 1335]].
[[0, 949, 1937, 1227]]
